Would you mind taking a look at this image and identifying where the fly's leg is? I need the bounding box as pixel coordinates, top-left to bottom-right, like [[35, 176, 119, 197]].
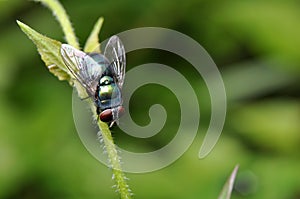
[[109, 121, 115, 128], [80, 95, 90, 101], [96, 106, 101, 121], [110, 107, 119, 128]]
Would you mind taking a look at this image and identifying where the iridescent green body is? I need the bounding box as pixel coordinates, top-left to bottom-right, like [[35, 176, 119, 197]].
[[61, 35, 126, 124], [97, 75, 122, 111], [88, 53, 122, 114]]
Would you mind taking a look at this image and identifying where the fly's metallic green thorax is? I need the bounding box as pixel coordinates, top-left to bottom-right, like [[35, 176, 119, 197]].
[[87, 53, 122, 111], [97, 73, 122, 111], [61, 35, 126, 124]]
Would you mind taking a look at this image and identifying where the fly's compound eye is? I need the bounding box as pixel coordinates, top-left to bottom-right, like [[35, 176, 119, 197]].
[[100, 109, 113, 122], [99, 106, 125, 123]]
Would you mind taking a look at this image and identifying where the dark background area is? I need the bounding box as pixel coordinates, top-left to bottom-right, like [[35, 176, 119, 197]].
[[0, 0, 299, 198]]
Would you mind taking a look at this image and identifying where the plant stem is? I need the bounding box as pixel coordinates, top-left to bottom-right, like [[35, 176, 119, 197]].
[[32, 0, 132, 197], [98, 120, 132, 199], [34, 0, 80, 49]]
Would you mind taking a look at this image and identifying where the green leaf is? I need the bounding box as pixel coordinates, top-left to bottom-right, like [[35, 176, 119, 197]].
[[218, 165, 239, 199], [17, 20, 72, 84], [84, 17, 104, 53]]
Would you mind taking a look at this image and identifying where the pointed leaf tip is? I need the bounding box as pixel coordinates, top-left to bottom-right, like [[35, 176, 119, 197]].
[[218, 165, 239, 199], [84, 17, 104, 53], [17, 20, 72, 84]]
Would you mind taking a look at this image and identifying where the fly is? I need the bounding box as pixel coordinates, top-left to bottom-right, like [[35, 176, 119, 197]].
[[60, 36, 126, 127]]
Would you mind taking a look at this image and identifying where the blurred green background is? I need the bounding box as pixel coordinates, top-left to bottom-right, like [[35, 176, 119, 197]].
[[0, 0, 300, 198]]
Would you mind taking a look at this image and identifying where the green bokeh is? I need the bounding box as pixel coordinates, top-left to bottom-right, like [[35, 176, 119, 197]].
[[0, 0, 299, 198]]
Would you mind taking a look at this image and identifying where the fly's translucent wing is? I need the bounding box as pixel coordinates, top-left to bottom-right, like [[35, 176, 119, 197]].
[[61, 44, 106, 96], [104, 36, 126, 88]]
